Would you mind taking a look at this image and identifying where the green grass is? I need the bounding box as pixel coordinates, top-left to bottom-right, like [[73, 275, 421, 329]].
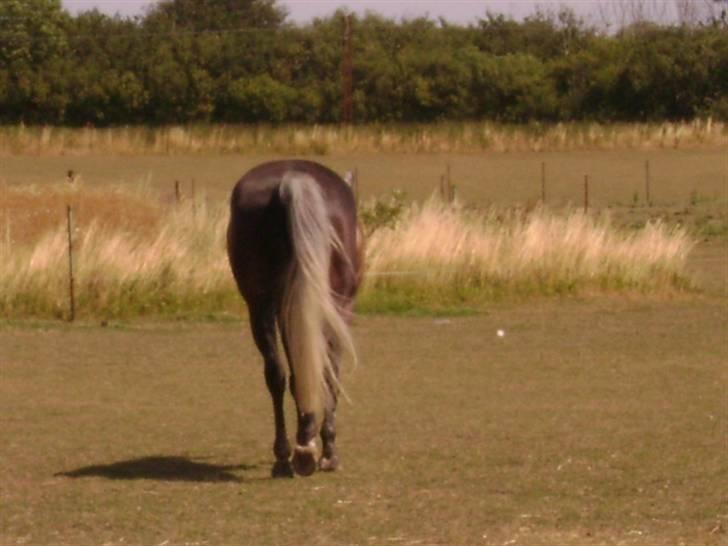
[[1, 298, 726, 544]]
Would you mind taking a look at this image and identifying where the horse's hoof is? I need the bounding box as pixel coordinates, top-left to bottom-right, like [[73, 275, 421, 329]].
[[318, 454, 340, 472], [271, 460, 294, 479], [292, 443, 317, 477]]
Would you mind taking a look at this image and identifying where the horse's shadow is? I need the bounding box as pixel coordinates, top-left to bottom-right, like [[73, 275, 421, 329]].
[[56, 456, 257, 483]]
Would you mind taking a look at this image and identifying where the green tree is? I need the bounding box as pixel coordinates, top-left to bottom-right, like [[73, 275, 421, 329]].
[[0, 0, 70, 122], [143, 0, 285, 31], [65, 10, 148, 124], [223, 74, 297, 122]]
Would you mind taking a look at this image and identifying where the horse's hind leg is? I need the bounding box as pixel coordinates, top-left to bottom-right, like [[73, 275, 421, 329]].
[[319, 343, 341, 472], [249, 300, 293, 478]]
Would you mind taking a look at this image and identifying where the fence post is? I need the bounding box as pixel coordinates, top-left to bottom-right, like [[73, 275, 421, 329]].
[[446, 163, 451, 202], [66, 205, 76, 322], [541, 161, 546, 204], [645, 159, 651, 207], [584, 175, 589, 214], [174, 180, 181, 204]]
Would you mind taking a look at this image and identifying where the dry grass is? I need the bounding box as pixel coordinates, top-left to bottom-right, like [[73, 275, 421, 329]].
[[360, 198, 695, 312], [1, 120, 726, 156], [0, 183, 236, 319], [0, 182, 161, 246], [0, 183, 696, 319]]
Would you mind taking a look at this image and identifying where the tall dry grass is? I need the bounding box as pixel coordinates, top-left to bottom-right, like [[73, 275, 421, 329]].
[[0, 184, 236, 319], [0, 184, 695, 319], [360, 199, 695, 311], [0, 120, 725, 156]]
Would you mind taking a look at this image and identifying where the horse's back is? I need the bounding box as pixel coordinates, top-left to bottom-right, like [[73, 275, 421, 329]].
[[233, 160, 355, 212]]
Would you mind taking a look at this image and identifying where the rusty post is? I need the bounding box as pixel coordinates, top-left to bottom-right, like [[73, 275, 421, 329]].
[[66, 205, 76, 322], [446, 163, 451, 201], [645, 159, 651, 207]]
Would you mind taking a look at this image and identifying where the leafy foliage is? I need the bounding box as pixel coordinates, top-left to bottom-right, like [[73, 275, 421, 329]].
[[359, 189, 408, 236], [0, 0, 726, 124]]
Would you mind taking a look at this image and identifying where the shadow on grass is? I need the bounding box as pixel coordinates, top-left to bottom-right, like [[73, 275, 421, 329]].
[[56, 456, 256, 483]]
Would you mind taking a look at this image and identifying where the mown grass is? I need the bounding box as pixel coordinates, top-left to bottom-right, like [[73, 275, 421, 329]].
[[1, 300, 726, 544], [0, 182, 696, 319], [0, 120, 725, 156]]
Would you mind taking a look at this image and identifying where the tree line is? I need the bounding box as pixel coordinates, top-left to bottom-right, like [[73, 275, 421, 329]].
[[0, 0, 726, 126]]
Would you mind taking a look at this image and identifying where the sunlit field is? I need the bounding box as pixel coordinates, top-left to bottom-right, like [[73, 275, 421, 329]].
[[2, 122, 725, 318], [0, 182, 697, 319], [362, 199, 694, 312], [1, 123, 726, 545], [1, 120, 725, 156], [1, 298, 726, 545]]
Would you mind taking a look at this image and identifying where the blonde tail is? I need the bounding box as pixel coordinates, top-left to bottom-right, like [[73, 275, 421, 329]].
[[279, 173, 356, 426]]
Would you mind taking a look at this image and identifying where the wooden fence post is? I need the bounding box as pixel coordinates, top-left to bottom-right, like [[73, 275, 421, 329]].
[[645, 159, 651, 207], [66, 205, 76, 322]]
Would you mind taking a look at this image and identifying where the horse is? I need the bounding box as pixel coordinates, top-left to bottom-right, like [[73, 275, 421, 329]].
[[226, 160, 362, 478]]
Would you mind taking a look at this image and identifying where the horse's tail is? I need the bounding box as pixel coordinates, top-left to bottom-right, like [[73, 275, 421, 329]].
[[278, 172, 356, 427]]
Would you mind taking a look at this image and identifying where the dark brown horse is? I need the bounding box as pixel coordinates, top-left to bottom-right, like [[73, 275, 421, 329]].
[[227, 160, 362, 478]]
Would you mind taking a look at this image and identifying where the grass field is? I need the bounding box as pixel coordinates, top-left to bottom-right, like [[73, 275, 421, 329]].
[[2, 148, 725, 204], [2, 147, 725, 237], [0, 182, 696, 318], [4, 146, 721, 319], [1, 295, 726, 545], [1, 129, 726, 543]]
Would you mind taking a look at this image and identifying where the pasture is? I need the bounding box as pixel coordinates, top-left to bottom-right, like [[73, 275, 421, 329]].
[[1, 148, 725, 207], [1, 135, 726, 544], [2, 146, 725, 242], [1, 297, 726, 545]]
